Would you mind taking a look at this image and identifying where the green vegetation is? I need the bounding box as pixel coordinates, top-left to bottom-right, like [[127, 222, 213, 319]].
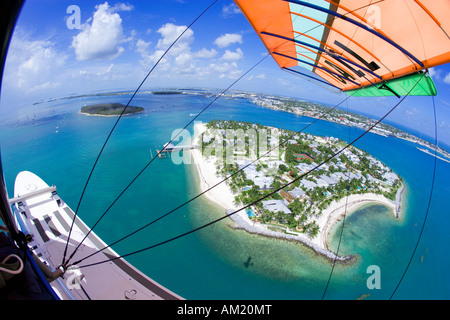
[[152, 91, 183, 95], [201, 119, 403, 239], [80, 103, 144, 116]]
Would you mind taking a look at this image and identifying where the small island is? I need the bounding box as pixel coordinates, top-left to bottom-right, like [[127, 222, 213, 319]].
[[151, 91, 183, 95], [189, 120, 404, 263], [80, 103, 144, 116]]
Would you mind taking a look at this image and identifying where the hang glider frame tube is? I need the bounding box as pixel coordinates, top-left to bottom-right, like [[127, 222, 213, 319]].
[[290, 11, 382, 65], [283, 67, 342, 90], [284, 0, 425, 69], [413, 0, 450, 40], [291, 30, 377, 79], [262, 31, 382, 82], [273, 51, 360, 86]]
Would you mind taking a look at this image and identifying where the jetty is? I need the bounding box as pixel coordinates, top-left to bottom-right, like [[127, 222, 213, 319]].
[[157, 142, 198, 158]]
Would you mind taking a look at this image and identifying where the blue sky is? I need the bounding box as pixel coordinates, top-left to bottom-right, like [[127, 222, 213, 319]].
[[1, 0, 450, 147]]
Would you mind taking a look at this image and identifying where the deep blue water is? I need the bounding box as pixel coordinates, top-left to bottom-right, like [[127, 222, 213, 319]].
[[0, 92, 448, 299]]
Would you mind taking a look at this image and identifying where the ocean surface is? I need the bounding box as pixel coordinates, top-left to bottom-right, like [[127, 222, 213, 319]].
[[0, 91, 449, 300]]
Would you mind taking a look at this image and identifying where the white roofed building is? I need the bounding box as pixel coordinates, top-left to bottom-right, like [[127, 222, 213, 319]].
[[262, 200, 292, 214]]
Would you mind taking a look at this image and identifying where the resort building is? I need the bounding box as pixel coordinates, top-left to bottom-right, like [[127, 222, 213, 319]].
[[239, 162, 258, 180], [319, 174, 339, 186], [300, 179, 317, 190], [383, 172, 399, 186], [253, 176, 274, 190], [262, 199, 292, 214], [267, 160, 286, 169], [202, 134, 213, 144], [288, 187, 306, 199], [315, 178, 330, 188], [296, 162, 319, 173]]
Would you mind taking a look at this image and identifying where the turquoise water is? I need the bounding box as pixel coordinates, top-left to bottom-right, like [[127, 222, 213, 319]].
[[0, 92, 449, 299]]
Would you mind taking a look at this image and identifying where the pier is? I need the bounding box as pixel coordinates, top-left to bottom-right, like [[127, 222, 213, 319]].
[[156, 143, 198, 158]]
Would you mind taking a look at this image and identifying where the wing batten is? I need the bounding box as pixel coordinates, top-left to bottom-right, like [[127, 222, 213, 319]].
[[235, 0, 450, 96]]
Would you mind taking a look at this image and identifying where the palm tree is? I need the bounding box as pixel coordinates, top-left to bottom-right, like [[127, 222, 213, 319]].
[[309, 223, 319, 238]]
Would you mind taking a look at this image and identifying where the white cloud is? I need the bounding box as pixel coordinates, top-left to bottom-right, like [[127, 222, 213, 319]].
[[134, 23, 243, 82], [214, 33, 242, 48], [112, 3, 134, 12], [444, 73, 450, 85], [156, 23, 194, 55], [135, 23, 196, 69], [194, 48, 218, 59], [428, 67, 450, 85], [136, 23, 215, 68], [248, 73, 267, 80], [5, 37, 66, 93], [71, 2, 132, 60], [221, 48, 243, 61], [74, 63, 120, 81], [405, 107, 420, 116], [222, 3, 241, 17], [135, 39, 151, 55], [175, 52, 193, 66], [209, 62, 242, 79], [276, 78, 290, 86], [428, 67, 439, 79]]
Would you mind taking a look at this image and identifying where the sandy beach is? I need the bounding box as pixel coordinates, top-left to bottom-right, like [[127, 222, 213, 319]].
[[315, 193, 399, 250], [79, 111, 143, 117], [190, 123, 246, 217], [189, 122, 403, 262]]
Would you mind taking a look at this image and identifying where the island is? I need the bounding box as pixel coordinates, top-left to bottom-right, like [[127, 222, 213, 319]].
[[151, 91, 183, 95], [226, 90, 450, 161], [189, 120, 404, 263], [80, 103, 144, 116]]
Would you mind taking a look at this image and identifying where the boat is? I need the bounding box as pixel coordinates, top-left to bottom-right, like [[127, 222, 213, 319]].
[[8, 171, 182, 300]]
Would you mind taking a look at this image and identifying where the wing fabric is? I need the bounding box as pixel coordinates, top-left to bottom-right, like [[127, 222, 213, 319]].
[[234, 0, 450, 96]]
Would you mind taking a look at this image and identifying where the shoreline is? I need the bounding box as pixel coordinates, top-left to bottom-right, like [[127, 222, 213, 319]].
[[318, 191, 402, 251], [189, 123, 404, 263], [79, 111, 144, 117], [417, 147, 450, 163]]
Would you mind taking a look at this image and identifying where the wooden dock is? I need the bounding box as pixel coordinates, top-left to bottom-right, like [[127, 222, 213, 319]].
[[156, 143, 197, 158]]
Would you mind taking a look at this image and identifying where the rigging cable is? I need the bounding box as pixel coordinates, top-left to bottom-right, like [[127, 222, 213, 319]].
[[321, 91, 352, 300], [71, 73, 425, 269], [67, 91, 356, 267], [65, 0, 420, 266], [67, 0, 431, 271], [289, 0, 395, 82], [66, 0, 394, 265], [389, 80, 438, 299], [62, 2, 435, 299], [61, 0, 219, 267], [63, 52, 270, 267]]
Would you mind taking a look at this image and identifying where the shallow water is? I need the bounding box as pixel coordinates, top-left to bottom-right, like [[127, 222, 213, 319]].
[[0, 92, 448, 299]]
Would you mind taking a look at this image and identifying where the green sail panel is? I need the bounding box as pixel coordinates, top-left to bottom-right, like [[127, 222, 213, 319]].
[[345, 72, 437, 97]]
